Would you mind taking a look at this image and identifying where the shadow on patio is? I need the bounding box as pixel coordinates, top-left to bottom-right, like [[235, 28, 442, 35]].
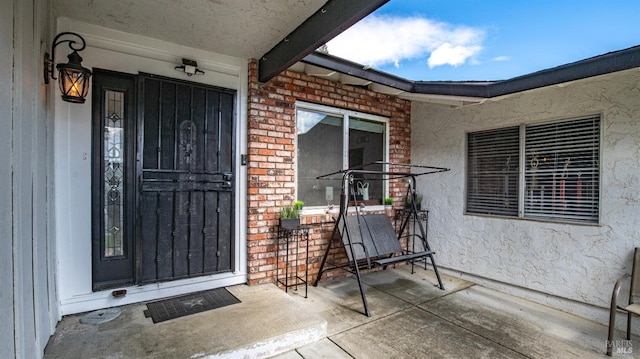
[[45, 264, 634, 358]]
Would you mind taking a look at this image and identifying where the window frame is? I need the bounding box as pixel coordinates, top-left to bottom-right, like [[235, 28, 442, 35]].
[[465, 114, 602, 225], [295, 101, 390, 209]]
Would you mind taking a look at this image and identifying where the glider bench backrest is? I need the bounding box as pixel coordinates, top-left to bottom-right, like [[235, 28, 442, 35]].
[[339, 213, 433, 267]]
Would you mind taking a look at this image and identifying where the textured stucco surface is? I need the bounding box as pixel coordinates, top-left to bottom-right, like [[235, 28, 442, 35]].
[[411, 67, 640, 325], [53, 0, 325, 59]]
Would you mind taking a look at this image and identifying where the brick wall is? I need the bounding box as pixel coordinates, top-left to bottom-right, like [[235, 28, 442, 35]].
[[247, 59, 412, 285]]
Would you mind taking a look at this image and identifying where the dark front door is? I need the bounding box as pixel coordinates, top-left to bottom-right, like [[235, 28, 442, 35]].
[[138, 74, 236, 283], [92, 70, 236, 290]]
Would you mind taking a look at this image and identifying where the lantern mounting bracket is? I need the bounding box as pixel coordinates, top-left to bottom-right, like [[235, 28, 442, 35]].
[[43, 32, 92, 103], [44, 32, 87, 84]]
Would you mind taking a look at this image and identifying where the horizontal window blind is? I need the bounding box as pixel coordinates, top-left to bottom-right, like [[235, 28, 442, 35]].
[[524, 116, 600, 223], [467, 126, 519, 216]]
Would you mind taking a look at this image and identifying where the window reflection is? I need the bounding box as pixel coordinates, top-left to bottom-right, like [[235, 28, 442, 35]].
[[296, 108, 387, 207]]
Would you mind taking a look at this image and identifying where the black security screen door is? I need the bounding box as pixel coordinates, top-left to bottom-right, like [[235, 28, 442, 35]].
[[92, 70, 236, 290], [138, 73, 236, 283]]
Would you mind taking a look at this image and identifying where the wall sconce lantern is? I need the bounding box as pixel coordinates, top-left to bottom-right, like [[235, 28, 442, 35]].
[[43, 32, 92, 104]]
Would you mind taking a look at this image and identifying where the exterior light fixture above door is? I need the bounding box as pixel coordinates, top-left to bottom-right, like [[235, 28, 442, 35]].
[[175, 58, 205, 76], [43, 32, 93, 104]]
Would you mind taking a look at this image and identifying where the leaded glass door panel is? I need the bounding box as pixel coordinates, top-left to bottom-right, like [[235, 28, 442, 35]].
[[92, 70, 136, 290]]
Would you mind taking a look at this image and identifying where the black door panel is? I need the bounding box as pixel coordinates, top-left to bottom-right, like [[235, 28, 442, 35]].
[[91, 69, 137, 290], [138, 74, 235, 283]]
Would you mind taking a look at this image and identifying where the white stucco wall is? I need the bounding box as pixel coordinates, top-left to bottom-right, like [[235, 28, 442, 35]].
[[4, 0, 59, 357], [412, 68, 640, 326], [54, 18, 249, 315]]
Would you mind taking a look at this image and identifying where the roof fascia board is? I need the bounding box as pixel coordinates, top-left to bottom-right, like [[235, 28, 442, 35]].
[[412, 81, 490, 98], [258, 0, 389, 83], [485, 45, 640, 97], [300, 45, 640, 99], [302, 52, 414, 92]]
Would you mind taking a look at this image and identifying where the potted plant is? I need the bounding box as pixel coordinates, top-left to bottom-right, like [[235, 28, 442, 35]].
[[384, 197, 394, 216], [405, 192, 423, 210], [279, 205, 300, 229], [294, 200, 304, 212], [383, 197, 393, 210]]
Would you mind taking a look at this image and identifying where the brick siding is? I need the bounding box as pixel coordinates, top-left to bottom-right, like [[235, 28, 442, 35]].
[[247, 59, 412, 285]]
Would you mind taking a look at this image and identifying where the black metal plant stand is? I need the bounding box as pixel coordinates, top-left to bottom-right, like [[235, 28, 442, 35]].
[[276, 226, 309, 298], [395, 208, 430, 273]]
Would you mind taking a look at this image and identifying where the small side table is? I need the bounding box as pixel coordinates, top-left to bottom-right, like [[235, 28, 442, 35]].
[[276, 226, 309, 298]]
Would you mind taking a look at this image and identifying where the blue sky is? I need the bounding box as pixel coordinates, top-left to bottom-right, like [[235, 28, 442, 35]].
[[326, 0, 640, 81]]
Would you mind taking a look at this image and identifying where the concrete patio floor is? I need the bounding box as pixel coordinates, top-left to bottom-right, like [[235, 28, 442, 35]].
[[45, 264, 637, 358]]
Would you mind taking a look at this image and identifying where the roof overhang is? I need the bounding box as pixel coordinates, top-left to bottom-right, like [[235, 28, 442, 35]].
[[296, 45, 640, 105], [258, 0, 389, 83], [53, 0, 388, 84]]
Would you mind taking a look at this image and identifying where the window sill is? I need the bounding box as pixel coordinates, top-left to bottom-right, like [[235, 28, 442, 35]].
[[301, 205, 386, 216], [463, 212, 601, 227]]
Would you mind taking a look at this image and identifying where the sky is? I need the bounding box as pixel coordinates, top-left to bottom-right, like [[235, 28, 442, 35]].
[[326, 0, 640, 81]]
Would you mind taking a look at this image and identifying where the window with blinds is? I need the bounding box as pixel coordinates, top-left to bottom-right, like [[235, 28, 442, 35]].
[[524, 116, 600, 223], [466, 115, 600, 224], [467, 126, 519, 216]]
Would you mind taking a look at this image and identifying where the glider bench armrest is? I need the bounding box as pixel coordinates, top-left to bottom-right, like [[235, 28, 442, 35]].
[[373, 250, 434, 267]]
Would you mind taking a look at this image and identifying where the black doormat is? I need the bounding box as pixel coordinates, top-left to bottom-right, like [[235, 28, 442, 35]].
[[144, 288, 240, 323]]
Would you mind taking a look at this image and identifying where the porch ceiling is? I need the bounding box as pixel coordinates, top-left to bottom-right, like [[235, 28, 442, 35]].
[[52, 0, 328, 60]]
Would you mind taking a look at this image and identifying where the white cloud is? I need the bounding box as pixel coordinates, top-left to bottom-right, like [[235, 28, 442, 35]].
[[428, 43, 481, 68], [490, 56, 510, 62], [326, 15, 485, 69]]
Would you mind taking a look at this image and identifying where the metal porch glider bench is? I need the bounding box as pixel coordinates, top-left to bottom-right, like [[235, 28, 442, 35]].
[[313, 162, 448, 317]]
